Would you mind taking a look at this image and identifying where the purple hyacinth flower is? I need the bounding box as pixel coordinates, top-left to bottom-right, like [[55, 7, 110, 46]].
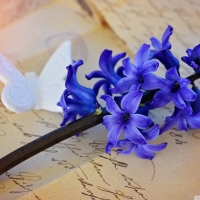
[[151, 67, 197, 109], [57, 60, 97, 126], [160, 103, 200, 134], [150, 25, 180, 70], [191, 86, 200, 114], [101, 92, 152, 146], [181, 44, 200, 73], [111, 44, 160, 94], [85, 49, 126, 95], [105, 125, 167, 160]]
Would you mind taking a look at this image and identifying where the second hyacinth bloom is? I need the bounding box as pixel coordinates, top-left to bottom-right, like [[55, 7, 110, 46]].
[[110, 44, 160, 94], [101, 92, 153, 146], [151, 67, 197, 109]]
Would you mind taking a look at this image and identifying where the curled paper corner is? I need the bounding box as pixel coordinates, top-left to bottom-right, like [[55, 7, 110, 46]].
[[0, 40, 72, 113]]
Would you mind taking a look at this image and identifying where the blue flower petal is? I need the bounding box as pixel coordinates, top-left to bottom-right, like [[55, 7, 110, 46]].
[[181, 44, 200, 72], [165, 67, 179, 81], [85, 70, 106, 80], [116, 143, 136, 155], [150, 25, 179, 70], [105, 142, 115, 154], [178, 79, 191, 89], [186, 48, 192, 57], [179, 87, 197, 101], [116, 139, 132, 147], [142, 74, 165, 90], [134, 44, 150, 67], [144, 142, 167, 152], [163, 42, 171, 50], [93, 80, 111, 95], [135, 145, 155, 160], [121, 91, 143, 113], [191, 87, 200, 114], [101, 95, 123, 115], [103, 115, 121, 130], [150, 37, 162, 51], [153, 50, 180, 70], [112, 52, 126, 67], [66, 61, 96, 102], [161, 25, 173, 47], [124, 124, 147, 145], [107, 122, 124, 145], [181, 56, 191, 65], [160, 106, 193, 134], [191, 61, 200, 71], [129, 83, 141, 92], [141, 124, 160, 141], [60, 114, 68, 126], [149, 49, 158, 59], [86, 49, 126, 96], [172, 92, 186, 109], [110, 77, 139, 94], [141, 60, 159, 75], [187, 113, 200, 129], [99, 49, 121, 85], [182, 103, 193, 115], [151, 89, 171, 108], [192, 44, 200, 59], [130, 114, 152, 129], [177, 116, 188, 131], [160, 115, 177, 134], [122, 57, 139, 78], [116, 66, 125, 78]]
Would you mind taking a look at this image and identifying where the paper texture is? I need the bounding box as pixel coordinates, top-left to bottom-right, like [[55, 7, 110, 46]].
[[0, 0, 52, 28], [0, 0, 199, 199]]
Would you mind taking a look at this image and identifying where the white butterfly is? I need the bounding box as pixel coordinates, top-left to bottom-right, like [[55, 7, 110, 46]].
[[0, 41, 72, 113]]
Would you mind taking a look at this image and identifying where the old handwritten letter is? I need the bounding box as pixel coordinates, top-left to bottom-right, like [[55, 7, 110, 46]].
[[0, 0, 199, 199]]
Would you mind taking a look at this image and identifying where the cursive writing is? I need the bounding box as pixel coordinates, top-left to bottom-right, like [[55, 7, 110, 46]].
[[76, 167, 108, 200], [97, 186, 133, 200], [5, 172, 41, 199], [119, 172, 147, 200], [99, 155, 128, 169], [52, 158, 75, 169], [90, 160, 110, 186], [169, 131, 188, 145]]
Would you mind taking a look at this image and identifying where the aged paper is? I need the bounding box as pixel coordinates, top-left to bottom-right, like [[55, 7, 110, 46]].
[[0, 0, 199, 200], [87, 0, 200, 77], [0, 0, 52, 28]]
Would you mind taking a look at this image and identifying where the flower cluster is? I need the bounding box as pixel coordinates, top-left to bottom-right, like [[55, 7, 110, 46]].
[[58, 25, 200, 160], [57, 60, 98, 126], [85, 49, 126, 96]]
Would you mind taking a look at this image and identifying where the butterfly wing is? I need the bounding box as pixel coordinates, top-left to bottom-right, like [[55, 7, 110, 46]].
[[37, 40, 72, 112], [0, 54, 36, 113]]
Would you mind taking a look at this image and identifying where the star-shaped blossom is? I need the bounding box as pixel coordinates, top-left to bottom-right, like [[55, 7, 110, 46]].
[[85, 49, 126, 95], [57, 60, 97, 126], [151, 67, 197, 109], [181, 44, 200, 73], [160, 103, 200, 134], [101, 92, 153, 146], [105, 125, 167, 160], [110, 44, 160, 94], [150, 25, 180, 70]]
